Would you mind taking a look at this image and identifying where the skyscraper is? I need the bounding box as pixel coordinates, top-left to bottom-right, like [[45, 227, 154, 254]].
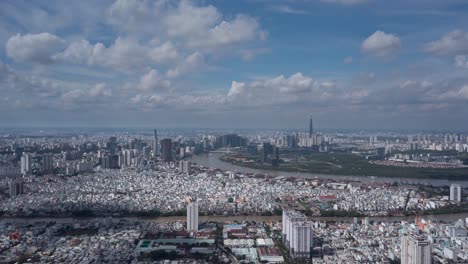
[[187, 202, 199, 232], [401, 235, 431, 264], [450, 184, 461, 203], [153, 129, 159, 158], [160, 138, 173, 162], [309, 116, 313, 137]]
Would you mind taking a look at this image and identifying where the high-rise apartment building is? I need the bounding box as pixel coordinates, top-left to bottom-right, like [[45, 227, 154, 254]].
[[282, 210, 313, 259], [9, 181, 24, 196], [20, 153, 32, 175], [160, 138, 173, 162], [187, 202, 199, 232], [450, 184, 461, 203], [179, 160, 191, 174], [42, 154, 53, 173], [401, 235, 431, 264]]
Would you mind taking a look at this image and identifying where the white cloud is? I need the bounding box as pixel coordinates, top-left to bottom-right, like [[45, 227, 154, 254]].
[[89, 83, 112, 97], [167, 3, 266, 51], [227, 81, 246, 97], [361, 30, 401, 57], [425, 30, 468, 56], [107, 0, 266, 52], [166, 52, 205, 78], [226, 73, 324, 106], [269, 5, 308, 14], [55, 37, 149, 71], [455, 55, 468, 69], [150, 41, 179, 64], [6, 33, 65, 64], [165, 1, 221, 38], [139, 69, 171, 91], [321, 0, 369, 5]]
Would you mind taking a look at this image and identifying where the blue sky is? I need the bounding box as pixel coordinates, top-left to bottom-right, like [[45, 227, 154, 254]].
[[1, 0, 468, 130]]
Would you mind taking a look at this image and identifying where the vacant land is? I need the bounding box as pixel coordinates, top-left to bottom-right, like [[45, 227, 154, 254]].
[[223, 151, 468, 180]]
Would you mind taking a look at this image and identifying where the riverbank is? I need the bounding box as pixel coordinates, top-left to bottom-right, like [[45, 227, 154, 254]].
[[2, 211, 468, 224], [220, 152, 468, 180], [190, 153, 468, 187]]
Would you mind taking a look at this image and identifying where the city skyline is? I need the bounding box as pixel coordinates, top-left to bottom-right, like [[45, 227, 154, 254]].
[[1, 1, 468, 129]]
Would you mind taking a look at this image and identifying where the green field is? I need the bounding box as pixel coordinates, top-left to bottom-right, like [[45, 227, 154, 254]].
[[224, 152, 468, 180]]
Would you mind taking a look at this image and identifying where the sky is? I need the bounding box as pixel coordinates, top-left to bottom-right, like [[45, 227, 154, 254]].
[[1, 0, 468, 130]]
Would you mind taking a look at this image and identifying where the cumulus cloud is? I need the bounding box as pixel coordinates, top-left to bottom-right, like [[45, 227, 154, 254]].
[[227, 81, 246, 97], [139, 69, 171, 91], [226, 73, 334, 107], [166, 52, 205, 78], [150, 41, 179, 64], [425, 30, 468, 56], [6, 33, 65, 64], [107, 0, 266, 51], [361, 31, 401, 57], [54, 37, 152, 71]]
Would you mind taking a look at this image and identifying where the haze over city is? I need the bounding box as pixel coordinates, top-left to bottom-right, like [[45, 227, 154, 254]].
[[1, 0, 468, 129]]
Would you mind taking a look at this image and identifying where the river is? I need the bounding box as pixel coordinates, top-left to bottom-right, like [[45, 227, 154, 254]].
[[2, 213, 468, 225], [190, 153, 468, 187]]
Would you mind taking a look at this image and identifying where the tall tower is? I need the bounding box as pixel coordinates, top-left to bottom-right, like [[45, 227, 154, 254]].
[[187, 202, 199, 232], [309, 116, 313, 137], [153, 129, 158, 158]]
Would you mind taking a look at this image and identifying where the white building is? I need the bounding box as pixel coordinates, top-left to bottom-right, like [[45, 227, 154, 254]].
[[282, 210, 313, 259], [179, 160, 191, 175], [450, 184, 461, 203], [187, 202, 198, 232], [401, 235, 431, 264], [291, 221, 313, 258], [20, 153, 32, 175]]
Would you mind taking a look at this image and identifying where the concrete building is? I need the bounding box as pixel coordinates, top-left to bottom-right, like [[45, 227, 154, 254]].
[[42, 154, 53, 173], [9, 181, 24, 196], [187, 202, 199, 232], [282, 210, 312, 259], [179, 160, 191, 175], [20, 153, 32, 175], [160, 139, 173, 162], [401, 235, 431, 264], [123, 149, 134, 167], [77, 162, 93, 173], [290, 221, 314, 258], [0, 166, 19, 177], [450, 184, 461, 203], [102, 155, 119, 169]]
